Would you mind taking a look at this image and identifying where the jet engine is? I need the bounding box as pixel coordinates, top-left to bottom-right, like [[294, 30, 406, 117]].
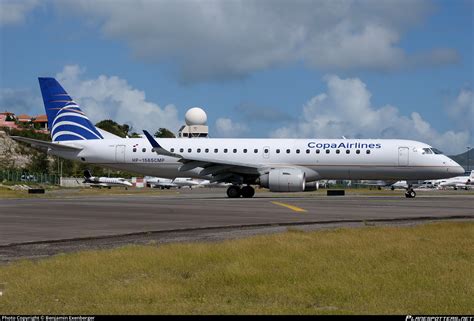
[[259, 168, 306, 192], [304, 181, 319, 192]]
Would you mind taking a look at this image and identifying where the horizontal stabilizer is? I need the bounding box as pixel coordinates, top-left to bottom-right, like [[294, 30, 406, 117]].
[[11, 136, 83, 152]]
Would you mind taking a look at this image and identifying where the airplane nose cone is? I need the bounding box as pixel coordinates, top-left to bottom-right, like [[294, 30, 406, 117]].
[[453, 165, 465, 175], [445, 156, 465, 175]]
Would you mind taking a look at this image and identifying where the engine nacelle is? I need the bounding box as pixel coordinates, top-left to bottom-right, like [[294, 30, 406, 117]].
[[304, 181, 319, 192], [259, 168, 306, 192]]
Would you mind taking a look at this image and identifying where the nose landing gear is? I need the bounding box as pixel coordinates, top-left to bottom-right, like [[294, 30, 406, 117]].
[[405, 185, 416, 198]]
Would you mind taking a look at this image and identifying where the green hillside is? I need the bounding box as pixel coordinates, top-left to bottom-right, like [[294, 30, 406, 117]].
[[449, 148, 474, 170]]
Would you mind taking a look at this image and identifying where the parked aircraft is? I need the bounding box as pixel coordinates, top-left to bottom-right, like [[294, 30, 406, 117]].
[[356, 180, 393, 190], [145, 176, 205, 189], [436, 170, 474, 190], [83, 170, 132, 188], [12, 78, 465, 198]]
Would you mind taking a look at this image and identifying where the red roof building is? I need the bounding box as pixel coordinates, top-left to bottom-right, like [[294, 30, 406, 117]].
[[32, 114, 48, 130], [17, 114, 33, 123]]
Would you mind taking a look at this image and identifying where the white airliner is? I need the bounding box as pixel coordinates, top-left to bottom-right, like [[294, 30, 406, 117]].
[[12, 78, 465, 198], [83, 170, 132, 188], [435, 170, 474, 190], [145, 176, 205, 189]]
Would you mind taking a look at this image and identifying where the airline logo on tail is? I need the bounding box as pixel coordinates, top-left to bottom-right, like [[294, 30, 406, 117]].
[[38, 77, 103, 142]]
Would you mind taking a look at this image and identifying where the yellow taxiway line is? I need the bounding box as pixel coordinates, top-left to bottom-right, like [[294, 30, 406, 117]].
[[271, 201, 307, 213]]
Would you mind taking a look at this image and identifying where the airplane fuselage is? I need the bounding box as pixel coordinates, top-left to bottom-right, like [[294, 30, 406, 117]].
[[51, 138, 462, 181]]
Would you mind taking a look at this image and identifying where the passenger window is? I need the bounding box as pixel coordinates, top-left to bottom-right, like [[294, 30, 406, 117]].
[[306, 149, 310, 154], [296, 149, 300, 154], [188, 148, 192, 153], [336, 150, 340, 154], [325, 150, 330, 154], [276, 149, 280, 154], [205, 148, 209, 153], [356, 150, 360, 154], [170, 148, 174, 152], [346, 150, 350, 154], [197, 148, 201, 153], [142, 148, 146, 152], [243, 149, 247, 153], [254, 149, 258, 153], [264, 148, 269, 153], [233, 149, 237, 153], [224, 148, 228, 153], [286, 149, 290, 154], [366, 150, 371, 154], [180, 148, 184, 153], [133, 148, 137, 152], [316, 149, 320, 154], [214, 148, 218, 153]]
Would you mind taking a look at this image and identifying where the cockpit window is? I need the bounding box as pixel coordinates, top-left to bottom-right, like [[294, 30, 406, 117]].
[[422, 148, 433, 154], [431, 148, 443, 154]]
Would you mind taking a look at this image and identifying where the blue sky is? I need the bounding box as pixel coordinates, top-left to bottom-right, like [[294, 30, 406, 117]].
[[0, 0, 472, 154]]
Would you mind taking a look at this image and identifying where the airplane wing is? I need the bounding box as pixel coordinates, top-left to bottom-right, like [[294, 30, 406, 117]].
[[11, 136, 83, 152], [143, 130, 265, 183]]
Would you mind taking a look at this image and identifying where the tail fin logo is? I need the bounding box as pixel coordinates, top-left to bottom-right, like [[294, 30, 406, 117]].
[[39, 78, 103, 142]]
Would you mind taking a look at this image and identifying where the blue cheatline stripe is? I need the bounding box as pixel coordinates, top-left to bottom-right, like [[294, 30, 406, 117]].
[[52, 124, 101, 140], [51, 114, 103, 138], [51, 121, 102, 140], [52, 115, 91, 129], [54, 134, 87, 142]]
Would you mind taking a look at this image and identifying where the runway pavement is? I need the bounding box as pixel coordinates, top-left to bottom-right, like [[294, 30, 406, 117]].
[[1, 189, 473, 246]]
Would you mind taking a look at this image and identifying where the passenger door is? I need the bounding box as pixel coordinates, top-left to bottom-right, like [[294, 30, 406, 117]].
[[115, 145, 126, 163], [398, 147, 409, 166]]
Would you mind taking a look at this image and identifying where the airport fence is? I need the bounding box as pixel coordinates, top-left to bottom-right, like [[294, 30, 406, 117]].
[[0, 169, 60, 185]]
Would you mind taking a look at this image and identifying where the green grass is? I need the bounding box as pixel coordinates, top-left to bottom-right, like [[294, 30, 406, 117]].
[[0, 222, 473, 314]]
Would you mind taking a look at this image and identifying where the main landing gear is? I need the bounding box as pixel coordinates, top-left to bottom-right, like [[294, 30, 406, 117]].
[[405, 185, 416, 198], [226, 185, 255, 198]]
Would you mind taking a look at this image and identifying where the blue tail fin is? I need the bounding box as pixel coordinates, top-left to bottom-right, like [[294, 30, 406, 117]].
[[38, 77, 103, 142]]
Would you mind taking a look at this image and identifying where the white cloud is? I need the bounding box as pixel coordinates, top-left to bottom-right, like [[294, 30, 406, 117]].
[[214, 117, 248, 138], [0, 0, 39, 26], [55, 65, 181, 134], [0, 87, 42, 116], [448, 88, 474, 129], [57, 0, 458, 83], [271, 75, 470, 155]]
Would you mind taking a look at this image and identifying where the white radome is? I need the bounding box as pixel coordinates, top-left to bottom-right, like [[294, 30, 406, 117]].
[[185, 107, 207, 126]]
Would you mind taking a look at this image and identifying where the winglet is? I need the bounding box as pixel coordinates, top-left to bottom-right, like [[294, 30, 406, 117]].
[[143, 130, 160, 148], [143, 130, 181, 158]]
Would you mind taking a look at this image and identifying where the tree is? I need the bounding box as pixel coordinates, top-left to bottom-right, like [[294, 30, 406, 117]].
[[95, 120, 129, 138], [28, 150, 49, 174], [129, 132, 142, 138], [154, 128, 176, 138]]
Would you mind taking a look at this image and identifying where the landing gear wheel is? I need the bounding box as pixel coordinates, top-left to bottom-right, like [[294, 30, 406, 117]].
[[241, 185, 255, 198], [227, 185, 241, 198], [405, 190, 416, 198]]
